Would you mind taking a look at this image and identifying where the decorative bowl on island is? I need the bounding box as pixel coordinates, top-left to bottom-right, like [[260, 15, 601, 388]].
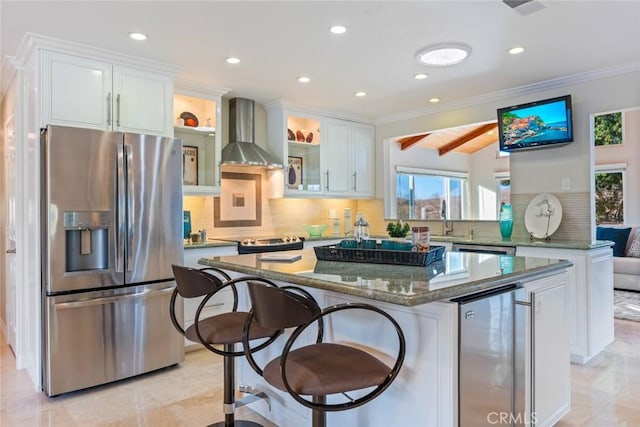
[[302, 224, 327, 237]]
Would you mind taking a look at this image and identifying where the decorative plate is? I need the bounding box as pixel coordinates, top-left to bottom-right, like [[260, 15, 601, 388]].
[[179, 112, 199, 127], [287, 128, 295, 141], [524, 193, 563, 239]]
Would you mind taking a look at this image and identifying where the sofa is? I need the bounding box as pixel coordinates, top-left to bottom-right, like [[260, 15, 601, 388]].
[[596, 225, 640, 291]]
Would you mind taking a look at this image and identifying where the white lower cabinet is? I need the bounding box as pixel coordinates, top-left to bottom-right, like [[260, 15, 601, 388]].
[[516, 245, 614, 364], [520, 272, 571, 426], [182, 246, 237, 350]]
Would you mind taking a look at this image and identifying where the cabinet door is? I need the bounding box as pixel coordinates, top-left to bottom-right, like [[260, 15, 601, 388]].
[[41, 50, 112, 130], [350, 123, 375, 196], [113, 66, 173, 136], [324, 119, 351, 194], [523, 273, 571, 426]]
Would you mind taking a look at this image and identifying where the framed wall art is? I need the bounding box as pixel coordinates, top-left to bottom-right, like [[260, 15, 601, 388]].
[[287, 156, 303, 190], [182, 145, 198, 185], [214, 172, 262, 227]]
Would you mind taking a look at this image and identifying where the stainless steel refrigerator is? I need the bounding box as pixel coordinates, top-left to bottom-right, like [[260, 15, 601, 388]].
[[41, 125, 184, 396]]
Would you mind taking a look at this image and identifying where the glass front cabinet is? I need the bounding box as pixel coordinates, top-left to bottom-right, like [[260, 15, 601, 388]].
[[173, 86, 228, 195], [265, 101, 375, 198]]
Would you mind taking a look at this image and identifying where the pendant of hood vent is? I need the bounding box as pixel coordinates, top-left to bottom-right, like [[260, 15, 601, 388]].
[[221, 98, 283, 169]]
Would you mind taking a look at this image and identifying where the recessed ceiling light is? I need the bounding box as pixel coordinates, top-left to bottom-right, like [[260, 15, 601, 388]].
[[330, 25, 347, 34], [297, 76, 311, 83], [416, 43, 472, 66], [129, 32, 148, 41], [226, 57, 240, 64], [429, 98, 440, 103], [414, 73, 428, 80], [355, 91, 367, 97], [508, 46, 525, 55]]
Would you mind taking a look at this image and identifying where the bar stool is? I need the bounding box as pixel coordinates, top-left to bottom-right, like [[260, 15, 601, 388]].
[[170, 265, 282, 427], [242, 282, 406, 427]]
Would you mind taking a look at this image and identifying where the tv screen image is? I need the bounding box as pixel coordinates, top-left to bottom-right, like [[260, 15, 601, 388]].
[[497, 95, 573, 152]]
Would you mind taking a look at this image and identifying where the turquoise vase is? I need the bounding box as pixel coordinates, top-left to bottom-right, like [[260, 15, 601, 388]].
[[499, 204, 514, 240]]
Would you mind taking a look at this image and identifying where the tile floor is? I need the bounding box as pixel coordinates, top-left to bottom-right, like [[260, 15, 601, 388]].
[[1, 319, 639, 426]]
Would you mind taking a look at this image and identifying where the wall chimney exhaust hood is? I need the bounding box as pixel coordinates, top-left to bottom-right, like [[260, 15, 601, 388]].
[[221, 98, 283, 169]]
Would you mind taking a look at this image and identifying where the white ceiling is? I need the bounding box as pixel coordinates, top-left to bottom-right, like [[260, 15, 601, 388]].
[[2, 1, 639, 122]]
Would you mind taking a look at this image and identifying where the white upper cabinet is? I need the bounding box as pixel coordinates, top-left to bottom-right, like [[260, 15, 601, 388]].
[[41, 49, 174, 136], [324, 119, 375, 197], [173, 84, 228, 195], [265, 101, 375, 198]]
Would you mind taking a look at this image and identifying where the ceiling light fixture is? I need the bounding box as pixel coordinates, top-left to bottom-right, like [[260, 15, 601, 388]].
[[508, 46, 525, 55], [429, 98, 440, 103], [330, 25, 347, 34], [416, 42, 472, 66], [129, 32, 148, 41], [414, 73, 428, 80], [355, 91, 367, 97], [297, 76, 310, 83], [226, 57, 240, 64]]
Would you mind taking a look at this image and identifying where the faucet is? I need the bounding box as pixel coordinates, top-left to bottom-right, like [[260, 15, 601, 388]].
[[441, 200, 454, 235]]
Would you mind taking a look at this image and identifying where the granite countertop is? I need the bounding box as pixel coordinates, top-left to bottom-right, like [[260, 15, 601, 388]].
[[198, 248, 572, 306], [429, 236, 612, 250]]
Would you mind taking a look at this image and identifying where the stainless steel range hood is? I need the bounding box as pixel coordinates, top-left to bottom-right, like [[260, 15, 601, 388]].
[[221, 98, 283, 168]]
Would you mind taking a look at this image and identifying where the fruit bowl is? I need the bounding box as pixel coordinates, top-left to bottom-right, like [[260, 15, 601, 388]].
[[302, 224, 327, 237]]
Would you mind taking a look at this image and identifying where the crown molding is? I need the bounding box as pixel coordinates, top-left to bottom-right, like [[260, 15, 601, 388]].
[[174, 78, 231, 99], [263, 99, 373, 124], [375, 61, 640, 126], [13, 32, 181, 76]]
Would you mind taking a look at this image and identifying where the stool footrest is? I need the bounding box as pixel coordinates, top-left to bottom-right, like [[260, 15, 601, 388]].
[[238, 384, 271, 411]]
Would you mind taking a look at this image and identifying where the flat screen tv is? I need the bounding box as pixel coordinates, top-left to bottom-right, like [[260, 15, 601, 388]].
[[497, 95, 573, 152]]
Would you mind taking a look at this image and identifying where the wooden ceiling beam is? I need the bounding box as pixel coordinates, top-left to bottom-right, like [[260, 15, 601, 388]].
[[438, 122, 497, 156], [398, 133, 430, 150]]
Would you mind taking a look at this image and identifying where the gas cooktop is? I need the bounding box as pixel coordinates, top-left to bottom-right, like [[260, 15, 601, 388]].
[[237, 235, 304, 254]]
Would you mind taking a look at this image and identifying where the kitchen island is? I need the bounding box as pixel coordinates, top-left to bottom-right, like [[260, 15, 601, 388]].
[[199, 249, 572, 427]]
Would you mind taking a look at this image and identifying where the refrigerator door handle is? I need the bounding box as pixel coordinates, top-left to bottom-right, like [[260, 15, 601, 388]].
[[53, 286, 175, 310], [116, 144, 126, 273], [126, 144, 135, 272]]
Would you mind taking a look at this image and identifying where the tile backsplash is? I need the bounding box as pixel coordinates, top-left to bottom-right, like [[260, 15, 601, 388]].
[[184, 195, 385, 239]]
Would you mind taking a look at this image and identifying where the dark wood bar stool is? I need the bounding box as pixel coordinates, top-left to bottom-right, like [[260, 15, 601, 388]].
[[169, 265, 282, 427], [242, 282, 406, 427]]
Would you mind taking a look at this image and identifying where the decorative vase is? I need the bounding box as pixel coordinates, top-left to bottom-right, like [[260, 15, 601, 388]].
[[499, 203, 514, 240]]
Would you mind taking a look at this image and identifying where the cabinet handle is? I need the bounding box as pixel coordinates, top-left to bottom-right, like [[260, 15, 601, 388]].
[[218, 162, 222, 186], [116, 93, 121, 127], [515, 293, 535, 417], [352, 172, 357, 191], [106, 93, 112, 126], [325, 170, 330, 191]]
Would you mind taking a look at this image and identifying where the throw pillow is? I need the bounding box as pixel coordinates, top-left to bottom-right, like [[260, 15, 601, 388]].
[[627, 229, 640, 258], [596, 227, 632, 257]]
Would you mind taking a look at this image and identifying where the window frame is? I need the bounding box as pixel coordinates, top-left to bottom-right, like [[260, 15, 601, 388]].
[[394, 166, 468, 220], [594, 163, 626, 224]]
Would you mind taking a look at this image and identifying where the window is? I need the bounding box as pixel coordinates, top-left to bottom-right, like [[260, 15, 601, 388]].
[[395, 167, 466, 220], [594, 165, 625, 224], [594, 112, 623, 146]]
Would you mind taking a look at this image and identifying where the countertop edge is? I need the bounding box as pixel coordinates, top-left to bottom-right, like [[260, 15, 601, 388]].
[[197, 256, 573, 306]]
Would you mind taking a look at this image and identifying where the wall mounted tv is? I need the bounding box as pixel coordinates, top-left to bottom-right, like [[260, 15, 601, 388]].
[[497, 94, 573, 153]]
